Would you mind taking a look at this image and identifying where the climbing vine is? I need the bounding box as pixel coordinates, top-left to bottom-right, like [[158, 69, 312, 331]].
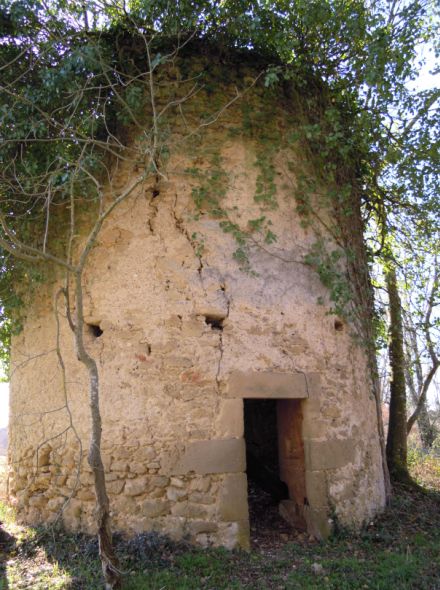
[[0, 0, 434, 344]]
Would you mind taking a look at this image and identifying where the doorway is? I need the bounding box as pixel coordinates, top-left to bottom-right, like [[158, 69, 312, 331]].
[[244, 398, 307, 539]]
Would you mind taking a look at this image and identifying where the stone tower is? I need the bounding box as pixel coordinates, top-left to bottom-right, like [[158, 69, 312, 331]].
[[8, 53, 386, 549]]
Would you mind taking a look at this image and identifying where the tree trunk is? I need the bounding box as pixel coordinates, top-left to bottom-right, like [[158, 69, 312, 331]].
[[385, 266, 410, 481], [87, 361, 121, 590], [74, 274, 121, 589], [405, 346, 437, 450], [403, 269, 439, 450], [373, 371, 393, 500]]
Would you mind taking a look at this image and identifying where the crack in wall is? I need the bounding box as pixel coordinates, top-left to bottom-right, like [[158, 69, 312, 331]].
[[147, 175, 161, 235], [171, 192, 206, 292], [170, 190, 230, 395]]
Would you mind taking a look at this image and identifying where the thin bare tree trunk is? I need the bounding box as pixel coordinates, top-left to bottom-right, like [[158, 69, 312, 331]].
[[373, 371, 393, 499], [414, 405, 437, 449], [74, 272, 121, 589], [405, 266, 439, 445], [405, 354, 436, 448]]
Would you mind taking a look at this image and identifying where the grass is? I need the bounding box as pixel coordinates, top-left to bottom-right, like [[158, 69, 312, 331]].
[[1, 454, 439, 589]]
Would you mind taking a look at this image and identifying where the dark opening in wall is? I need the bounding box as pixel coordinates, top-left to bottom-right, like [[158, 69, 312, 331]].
[[87, 323, 103, 338], [245, 399, 288, 501], [244, 399, 289, 542], [244, 399, 307, 541], [204, 315, 224, 331]]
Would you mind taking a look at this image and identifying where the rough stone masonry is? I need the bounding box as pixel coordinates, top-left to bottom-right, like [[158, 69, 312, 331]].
[[7, 56, 386, 549]]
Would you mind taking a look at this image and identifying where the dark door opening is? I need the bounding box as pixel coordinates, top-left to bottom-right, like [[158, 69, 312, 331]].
[[244, 398, 307, 541]]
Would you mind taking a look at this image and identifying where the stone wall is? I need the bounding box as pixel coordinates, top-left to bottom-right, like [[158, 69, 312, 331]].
[[8, 62, 386, 548]]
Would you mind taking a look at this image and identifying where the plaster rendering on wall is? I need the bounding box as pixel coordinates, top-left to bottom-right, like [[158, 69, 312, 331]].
[[7, 55, 386, 549]]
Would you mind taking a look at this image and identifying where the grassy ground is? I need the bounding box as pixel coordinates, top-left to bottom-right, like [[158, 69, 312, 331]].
[[0, 453, 439, 590]]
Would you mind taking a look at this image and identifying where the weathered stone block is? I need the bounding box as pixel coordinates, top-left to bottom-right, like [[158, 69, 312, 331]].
[[190, 492, 215, 505], [166, 487, 187, 501], [305, 373, 322, 400], [128, 462, 147, 475], [303, 505, 332, 540], [106, 480, 125, 495], [125, 477, 147, 496], [170, 477, 185, 488], [217, 520, 250, 550], [305, 470, 328, 507], [105, 473, 120, 482], [168, 439, 245, 475], [47, 497, 64, 512], [28, 493, 47, 508], [63, 499, 82, 526], [111, 495, 137, 516], [302, 418, 327, 439], [149, 487, 166, 499], [140, 500, 171, 517], [215, 399, 244, 438], [149, 475, 169, 489], [160, 516, 186, 541], [128, 516, 154, 535], [133, 446, 156, 462], [170, 502, 187, 517], [305, 439, 355, 470], [112, 447, 132, 460], [218, 473, 248, 522], [33, 473, 51, 489], [189, 476, 211, 492], [26, 508, 43, 525], [227, 371, 312, 399], [171, 502, 211, 519], [102, 454, 112, 470], [188, 520, 218, 535], [76, 488, 95, 501], [111, 461, 129, 472], [79, 472, 94, 486]]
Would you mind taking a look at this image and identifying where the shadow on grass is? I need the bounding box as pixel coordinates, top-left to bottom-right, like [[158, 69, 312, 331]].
[[17, 529, 198, 589], [0, 522, 14, 590], [4, 480, 440, 589]]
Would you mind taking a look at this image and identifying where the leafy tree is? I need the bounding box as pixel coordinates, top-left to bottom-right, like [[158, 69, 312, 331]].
[[361, 1, 439, 480]]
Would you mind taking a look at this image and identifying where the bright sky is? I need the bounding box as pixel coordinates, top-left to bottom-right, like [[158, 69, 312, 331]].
[[0, 382, 9, 429], [410, 46, 438, 92]]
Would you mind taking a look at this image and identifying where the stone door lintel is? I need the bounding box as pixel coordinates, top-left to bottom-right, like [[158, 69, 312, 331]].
[[226, 370, 320, 399]]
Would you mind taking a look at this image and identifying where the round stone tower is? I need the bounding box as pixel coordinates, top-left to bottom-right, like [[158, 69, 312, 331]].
[[8, 52, 386, 549]]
